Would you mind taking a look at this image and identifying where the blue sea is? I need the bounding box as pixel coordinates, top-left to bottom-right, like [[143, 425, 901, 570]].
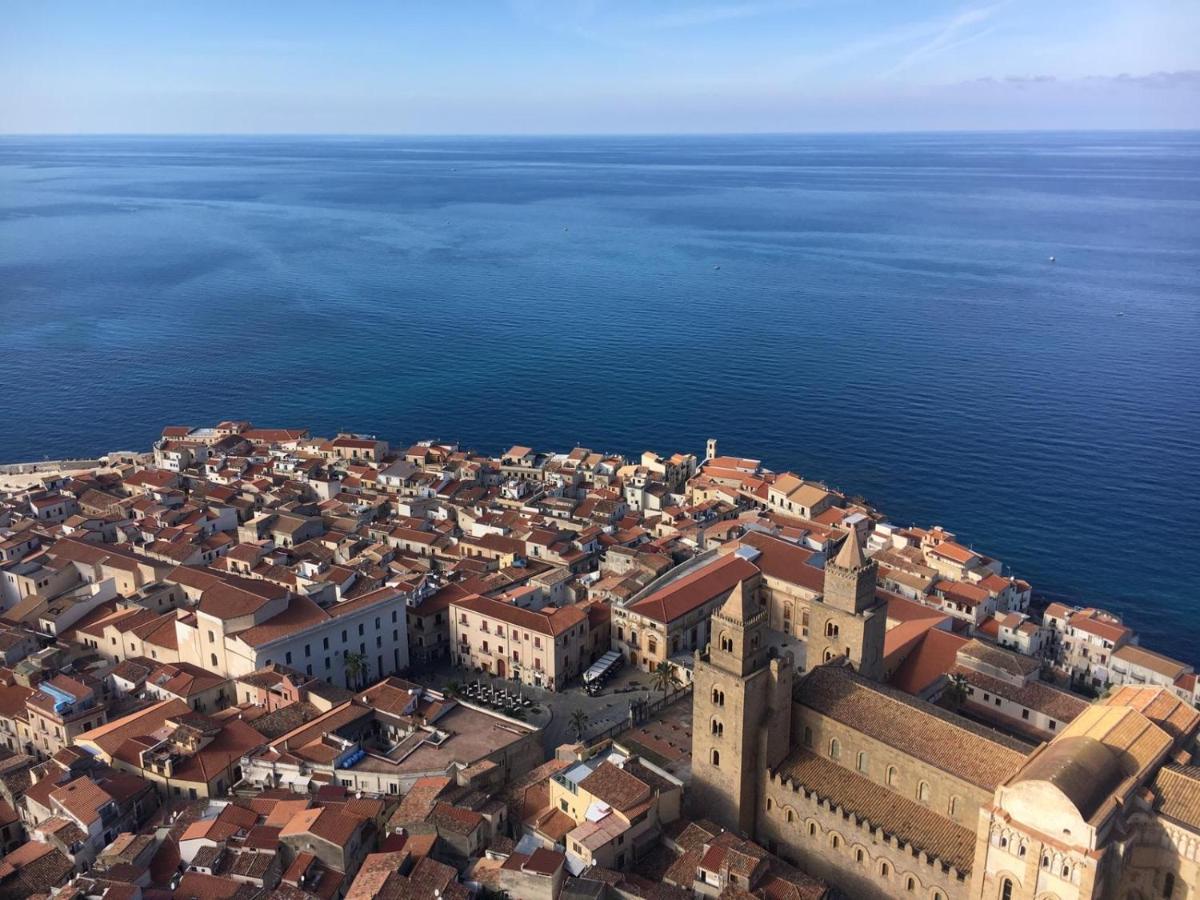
[[1, 133, 1197, 661]]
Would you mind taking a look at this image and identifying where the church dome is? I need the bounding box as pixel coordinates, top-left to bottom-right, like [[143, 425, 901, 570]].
[[1014, 735, 1123, 821]]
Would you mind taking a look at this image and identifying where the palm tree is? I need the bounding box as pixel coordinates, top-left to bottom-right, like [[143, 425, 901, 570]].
[[568, 708, 590, 743], [344, 651, 367, 690], [651, 661, 680, 696], [944, 673, 969, 710]]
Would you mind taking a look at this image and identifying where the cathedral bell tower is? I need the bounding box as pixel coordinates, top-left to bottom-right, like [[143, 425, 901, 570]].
[[811, 530, 886, 680], [690, 577, 793, 835]]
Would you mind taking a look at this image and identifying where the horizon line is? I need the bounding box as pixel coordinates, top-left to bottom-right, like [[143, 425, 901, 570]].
[[2, 127, 1199, 139]]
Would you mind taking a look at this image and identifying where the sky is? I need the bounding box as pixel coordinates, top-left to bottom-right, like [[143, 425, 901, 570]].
[[2, 0, 1198, 133]]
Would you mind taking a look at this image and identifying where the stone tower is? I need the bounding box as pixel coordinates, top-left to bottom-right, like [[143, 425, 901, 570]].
[[706, 438, 718, 461], [691, 578, 793, 835], [810, 530, 886, 680]]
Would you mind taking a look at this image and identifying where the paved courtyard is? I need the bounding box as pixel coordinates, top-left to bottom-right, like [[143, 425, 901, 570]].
[[413, 660, 666, 754]]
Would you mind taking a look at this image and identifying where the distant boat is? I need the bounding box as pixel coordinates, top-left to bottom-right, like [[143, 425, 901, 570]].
[[1048, 256, 1056, 263], [1117, 312, 1126, 317], [713, 265, 721, 270]]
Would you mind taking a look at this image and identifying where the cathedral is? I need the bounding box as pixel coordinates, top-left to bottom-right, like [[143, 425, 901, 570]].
[[691, 532, 1200, 900]]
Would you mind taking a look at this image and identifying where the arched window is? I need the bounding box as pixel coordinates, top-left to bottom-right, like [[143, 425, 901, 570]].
[[829, 738, 841, 760], [830, 834, 840, 849], [999, 837, 1008, 849], [855, 848, 865, 864], [825, 621, 839, 637], [711, 687, 725, 706], [711, 749, 720, 767], [948, 796, 959, 817], [1000, 879, 1013, 900], [711, 718, 723, 737], [917, 781, 931, 803], [823, 649, 834, 662], [906, 876, 916, 892], [786, 809, 794, 823], [1062, 865, 1070, 879], [766, 798, 773, 811], [1041, 856, 1050, 869], [933, 892, 945, 900], [720, 632, 733, 652], [1017, 844, 1026, 858], [808, 821, 817, 836], [856, 751, 868, 773], [880, 862, 890, 878], [886, 766, 898, 787]]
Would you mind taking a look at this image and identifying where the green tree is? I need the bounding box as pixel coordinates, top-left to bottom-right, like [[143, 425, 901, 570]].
[[569, 708, 590, 742], [944, 673, 969, 709], [344, 651, 367, 690], [651, 660, 681, 696]]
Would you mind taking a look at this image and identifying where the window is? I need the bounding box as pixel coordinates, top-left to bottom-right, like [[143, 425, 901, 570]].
[[948, 796, 959, 817], [286, 651, 293, 664], [886, 766, 898, 787], [710, 749, 720, 767], [323, 637, 329, 650], [808, 821, 815, 835], [720, 632, 733, 652], [856, 751, 868, 773], [1021, 708, 1030, 720], [358, 623, 364, 636], [803, 726, 813, 747], [786, 809, 794, 823], [211, 653, 218, 667], [711, 687, 725, 706], [829, 738, 841, 760], [208, 630, 215, 643], [825, 621, 839, 637], [1000, 878, 1013, 900], [917, 781, 931, 803], [880, 862, 890, 878], [711, 718, 723, 737], [305, 644, 311, 657], [831, 834, 840, 849], [906, 876, 916, 892], [855, 848, 864, 864], [1164, 872, 1176, 897]]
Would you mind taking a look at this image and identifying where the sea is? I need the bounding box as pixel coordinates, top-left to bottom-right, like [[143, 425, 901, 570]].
[[0, 133, 1197, 661]]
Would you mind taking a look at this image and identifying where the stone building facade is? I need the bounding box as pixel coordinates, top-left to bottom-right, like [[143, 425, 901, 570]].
[[690, 534, 1200, 900]]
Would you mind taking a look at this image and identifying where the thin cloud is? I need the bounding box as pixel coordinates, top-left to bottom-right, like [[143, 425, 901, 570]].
[[641, 0, 812, 30], [882, 2, 1008, 77]]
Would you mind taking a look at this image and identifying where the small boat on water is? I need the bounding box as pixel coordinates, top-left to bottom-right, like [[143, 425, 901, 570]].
[[1048, 256, 1056, 263]]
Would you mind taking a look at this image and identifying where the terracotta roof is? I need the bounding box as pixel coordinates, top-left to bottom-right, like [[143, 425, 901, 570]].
[[798, 664, 1027, 789], [738, 531, 823, 592], [1154, 764, 1200, 831], [1111, 644, 1190, 680], [889, 628, 967, 695], [628, 554, 758, 625], [578, 761, 652, 812], [453, 593, 586, 636], [777, 748, 976, 872], [233, 594, 330, 647]]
